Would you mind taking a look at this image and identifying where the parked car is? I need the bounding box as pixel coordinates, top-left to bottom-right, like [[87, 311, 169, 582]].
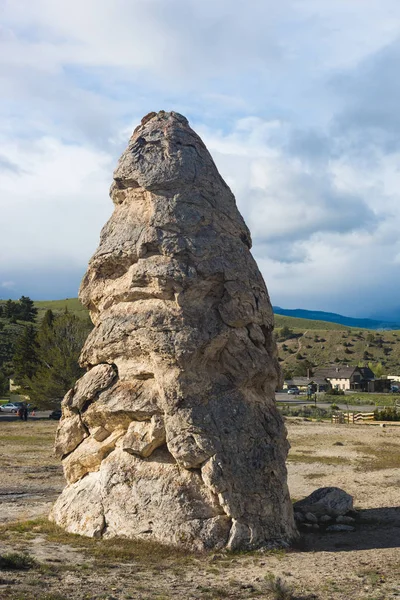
[[0, 402, 22, 413], [49, 409, 62, 420], [287, 388, 300, 395]]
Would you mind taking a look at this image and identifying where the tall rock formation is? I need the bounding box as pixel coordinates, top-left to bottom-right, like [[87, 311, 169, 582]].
[[50, 111, 297, 550]]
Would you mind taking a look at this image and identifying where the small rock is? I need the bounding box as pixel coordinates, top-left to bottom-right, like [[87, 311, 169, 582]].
[[302, 523, 313, 529], [312, 524, 319, 530], [326, 524, 355, 532], [319, 515, 332, 523], [305, 512, 318, 523], [336, 515, 355, 524], [294, 512, 305, 522]]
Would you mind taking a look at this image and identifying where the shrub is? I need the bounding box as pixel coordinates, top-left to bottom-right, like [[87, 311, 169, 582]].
[[374, 407, 400, 421], [0, 552, 37, 570], [265, 575, 294, 600], [328, 389, 345, 396]]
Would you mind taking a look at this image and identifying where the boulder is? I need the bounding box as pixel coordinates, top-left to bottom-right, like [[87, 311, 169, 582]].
[[50, 111, 297, 550], [293, 487, 353, 517]]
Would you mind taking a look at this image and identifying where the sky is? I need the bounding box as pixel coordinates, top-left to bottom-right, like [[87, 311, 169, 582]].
[[1, 0, 400, 319]]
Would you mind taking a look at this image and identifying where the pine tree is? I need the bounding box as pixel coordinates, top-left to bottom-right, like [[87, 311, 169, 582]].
[[12, 325, 39, 383], [23, 313, 92, 408], [18, 296, 38, 322], [5, 299, 17, 320], [0, 370, 8, 396], [42, 309, 55, 329]]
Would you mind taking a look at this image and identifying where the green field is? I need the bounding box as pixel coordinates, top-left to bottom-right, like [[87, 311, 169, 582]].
[[34, 298, 88, 320]]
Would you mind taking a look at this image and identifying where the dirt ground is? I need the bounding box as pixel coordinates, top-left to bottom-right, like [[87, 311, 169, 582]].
[[0, 417, 399, 600]]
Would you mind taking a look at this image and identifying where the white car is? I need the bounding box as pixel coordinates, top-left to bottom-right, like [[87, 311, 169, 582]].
[[0, 403, 22, 413]]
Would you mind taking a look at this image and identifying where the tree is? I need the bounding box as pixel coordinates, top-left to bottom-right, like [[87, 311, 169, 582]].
[[12, 325, 39, 383], [282, 367, 293, 380], [42, 309, 55, 328], [18, 296, 38, 322], [292, 359, 314, 377], [4, 299, 17, 320], [20, 313, 92, 409], [278, 326, 294, 341], [368, 361, 384, 379], [0, 370, 8, 396]]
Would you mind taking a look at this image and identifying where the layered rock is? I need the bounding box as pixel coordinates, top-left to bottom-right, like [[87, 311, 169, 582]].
[[50, 111, 297, 550]]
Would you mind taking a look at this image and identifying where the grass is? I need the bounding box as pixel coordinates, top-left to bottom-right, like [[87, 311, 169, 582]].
[[0, 552, 37, 570], [34, 298, 88, 321], [287, 454, 350, 466], [355, 443, 400, 471], [264, 575, 295, 600], [0, 594, 70, 600], [0, 419, 399, 599], [2, 519, 194, 567], [304, 472, 326, 480]]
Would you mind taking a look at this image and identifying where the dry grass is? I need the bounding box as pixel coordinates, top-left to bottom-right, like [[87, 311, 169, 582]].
[[2, 519, 193, 567], [287, 454, 350, 466], [354, 442, 400, 471], [0, 420, 400, 599]]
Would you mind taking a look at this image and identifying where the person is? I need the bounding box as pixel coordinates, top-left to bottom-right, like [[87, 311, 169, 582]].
[[17, 406, 23, 420], [23, 404, 28, 421]]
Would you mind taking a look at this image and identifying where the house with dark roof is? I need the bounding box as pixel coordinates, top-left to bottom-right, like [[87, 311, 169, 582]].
[[283, 376, 330, 392], [313, 365, 375, 391]]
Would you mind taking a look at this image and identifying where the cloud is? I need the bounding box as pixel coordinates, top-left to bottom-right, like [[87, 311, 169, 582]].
[[331, 38, 400, 151], [0, 136, 114, 272], [1, 1, 400, 317], [200, 119, 379, 247], [0, 156, 22, 174]]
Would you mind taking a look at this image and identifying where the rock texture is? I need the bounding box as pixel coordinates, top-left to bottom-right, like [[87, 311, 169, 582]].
[[293, 487, 356, 533], [50, 111, 297, 551], [293, 487, 354, 517]]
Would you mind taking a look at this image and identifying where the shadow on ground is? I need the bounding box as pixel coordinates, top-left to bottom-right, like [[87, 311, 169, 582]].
[[297, 507, 400, 553]]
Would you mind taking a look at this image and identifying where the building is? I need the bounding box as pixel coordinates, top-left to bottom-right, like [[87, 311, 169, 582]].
[[313, 365, 375, 391], [283, 376, 330, 392]]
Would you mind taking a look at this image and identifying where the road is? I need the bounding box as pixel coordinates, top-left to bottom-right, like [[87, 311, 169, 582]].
[[275, 393, 376, 412], [0, 411, 53, 421]]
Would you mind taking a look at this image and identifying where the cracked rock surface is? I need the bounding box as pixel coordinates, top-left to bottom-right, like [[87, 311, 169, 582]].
[[50, 111, 297, 550]]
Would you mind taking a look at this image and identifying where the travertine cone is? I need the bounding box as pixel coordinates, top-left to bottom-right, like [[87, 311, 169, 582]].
[[50, 111, 297, 550]]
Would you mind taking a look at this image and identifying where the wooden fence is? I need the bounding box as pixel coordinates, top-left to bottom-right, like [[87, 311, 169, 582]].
[[331, 411, 375, 424]]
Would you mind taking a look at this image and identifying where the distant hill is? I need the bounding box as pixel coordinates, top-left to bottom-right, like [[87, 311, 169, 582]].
[[273, 307, 400, 331], [274, 314, 349, 331], [27, 298, 400, 375]]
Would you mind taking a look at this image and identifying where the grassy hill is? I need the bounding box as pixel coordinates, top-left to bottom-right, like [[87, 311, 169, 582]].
[[274, 314, 348, 331], [34, 298, 88, 321], [33, 299, 400, 375], [276, 323, 400, 376]]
